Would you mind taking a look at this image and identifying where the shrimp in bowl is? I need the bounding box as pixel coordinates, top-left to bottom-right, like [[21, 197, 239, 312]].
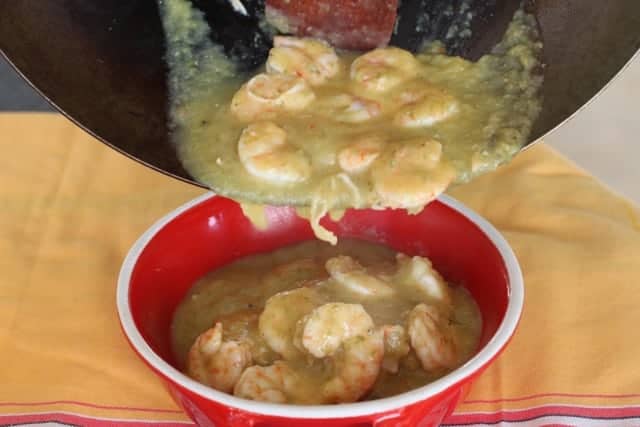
[[117, 194, 523, 426]]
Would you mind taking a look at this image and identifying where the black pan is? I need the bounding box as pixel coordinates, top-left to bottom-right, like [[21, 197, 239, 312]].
[[1, 1, 639, 187]]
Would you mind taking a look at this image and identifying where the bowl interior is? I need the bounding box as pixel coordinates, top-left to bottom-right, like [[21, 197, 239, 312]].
[[128, 195, 509, 369]]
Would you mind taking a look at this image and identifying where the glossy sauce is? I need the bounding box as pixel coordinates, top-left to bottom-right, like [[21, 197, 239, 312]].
[[171, 239, 481, 401], [159, 1, 542, 242], [159, 0, 508, 403]]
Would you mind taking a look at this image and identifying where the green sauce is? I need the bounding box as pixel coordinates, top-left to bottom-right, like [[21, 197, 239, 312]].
[[159, 1, 543, 243]]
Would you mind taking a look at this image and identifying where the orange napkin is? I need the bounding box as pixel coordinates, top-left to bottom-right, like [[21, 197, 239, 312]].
[[1, 113, 639, 426]]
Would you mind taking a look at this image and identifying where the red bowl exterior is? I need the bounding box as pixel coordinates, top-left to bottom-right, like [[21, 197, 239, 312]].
[[135, 343, 505, 426], [166, 379, 464, 427], [117, 194, 523, 427]]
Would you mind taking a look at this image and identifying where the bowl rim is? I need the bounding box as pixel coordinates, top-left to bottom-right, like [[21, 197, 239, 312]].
[[117, 192, 524, 419]]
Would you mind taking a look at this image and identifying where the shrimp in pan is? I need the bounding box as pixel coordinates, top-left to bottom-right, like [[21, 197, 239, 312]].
[[267, 36, 341, 86], [231, 73, 315, 122], [237, 121, 312, 184], [350, 47, 421, 93]]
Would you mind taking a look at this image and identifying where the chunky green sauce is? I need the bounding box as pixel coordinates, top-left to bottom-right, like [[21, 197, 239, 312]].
[[159, 0, 542, 243], [171, 239, 481, 401]]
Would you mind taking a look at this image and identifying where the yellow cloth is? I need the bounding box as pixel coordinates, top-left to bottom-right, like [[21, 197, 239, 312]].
[[1, 113, 639, 425]]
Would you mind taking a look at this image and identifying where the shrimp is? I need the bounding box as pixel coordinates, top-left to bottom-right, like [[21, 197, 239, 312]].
[[407, 304, 459, 371], [299, 302, 374, 358], [230, 73, 315, 122], [394, 85, 459, 128], [325, 256, 395, 298], [237, 121, 311, 184], [234, 361, 301, 403], [186, 323, 253, 393], [297, 303, 384, 403], [213, 310, 279, 366], [337, 136, 384, 174], [380, 324, 411, 374], [266, 36, 341, 86], [259, 286, 326, 360], [371, 138, 456, 209], [394, 254, 452, 307], [318, 94, 382, 123], [350, 47, 421, 93], [322, 329, 385, 403]]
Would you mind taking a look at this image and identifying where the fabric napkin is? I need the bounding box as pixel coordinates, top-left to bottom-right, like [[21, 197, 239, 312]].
[[1, 113, 639, 426]]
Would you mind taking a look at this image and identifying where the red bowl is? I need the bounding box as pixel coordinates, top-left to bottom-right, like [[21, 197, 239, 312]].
[[117, 193, 523, 427]]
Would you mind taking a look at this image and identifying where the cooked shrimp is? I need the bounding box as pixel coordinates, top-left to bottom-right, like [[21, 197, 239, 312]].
[[350, 47, 421, 93], [318, 94, 382, 123], [237, 121, 311, 184], [407, 304, 458, 371], [394, 254, 452, 307], [259, 286, 326, 360], [267, 36, 341, 86], [394, 85, 459, 128], [299, 302, 374, 358], [287, 303, 384, 403], [325, 256, 395, 298], [230, 73, 315, 121], [394, 86, 427, 105], [212, 310, 278, 366], [380, 324, 411, 374], [322, 329, 384, 403], [371, 138, 456, 209], [395, 137, 443, 169], [186, 323, 252, 393], [337, 136, 384, 174], [238, 308, 384, 405], [234, 361, 301, 403]]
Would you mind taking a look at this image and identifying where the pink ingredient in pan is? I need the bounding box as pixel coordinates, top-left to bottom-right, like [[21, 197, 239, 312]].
[[265, 0, 399, 51]]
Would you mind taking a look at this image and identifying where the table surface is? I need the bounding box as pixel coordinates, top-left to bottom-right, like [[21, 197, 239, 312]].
[[1, 114, 640, 426]]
